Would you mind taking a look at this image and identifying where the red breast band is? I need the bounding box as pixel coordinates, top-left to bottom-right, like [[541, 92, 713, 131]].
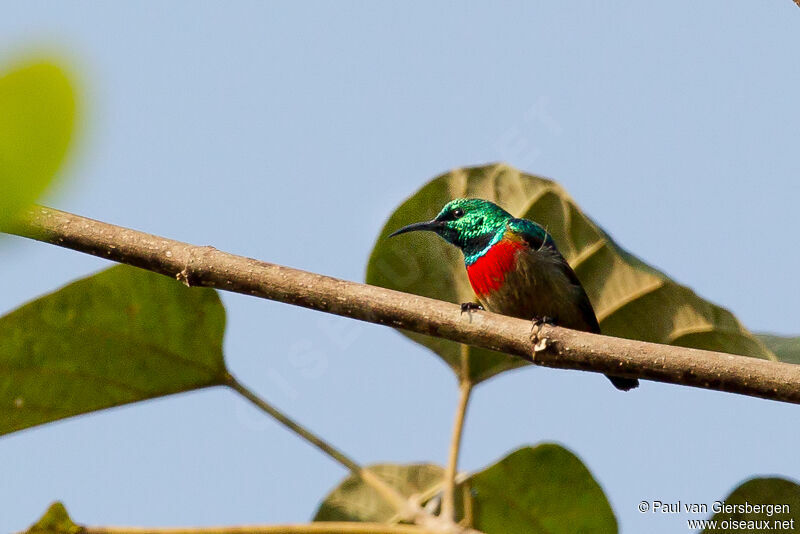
[[466, 238, 525, 296]]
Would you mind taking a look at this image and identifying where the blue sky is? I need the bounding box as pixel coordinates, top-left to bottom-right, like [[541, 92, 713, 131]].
[[2, 2, 799, 533]]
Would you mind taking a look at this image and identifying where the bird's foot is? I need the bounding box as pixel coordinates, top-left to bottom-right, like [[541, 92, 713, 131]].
[[530, 316, 556, 353], [460, 302, 484, 314], [531, 315, 556, 328]]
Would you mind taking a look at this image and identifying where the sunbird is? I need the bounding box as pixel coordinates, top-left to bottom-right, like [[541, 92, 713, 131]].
[[390, 198, 638, 391]]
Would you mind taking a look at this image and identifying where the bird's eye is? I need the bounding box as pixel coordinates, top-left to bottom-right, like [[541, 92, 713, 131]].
[[452, 208, 464, 219]]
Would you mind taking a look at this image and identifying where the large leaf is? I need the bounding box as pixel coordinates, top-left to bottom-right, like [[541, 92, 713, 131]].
[[315, 444, 615, 534], [0, 61, 75, 227], [367, 163, 775, 383], [0, 265, 227, 435], [702, 478, 800, 533], [758, 334, 800, 364], [462, 445, 616, 534], [315, 463, 445, 523]]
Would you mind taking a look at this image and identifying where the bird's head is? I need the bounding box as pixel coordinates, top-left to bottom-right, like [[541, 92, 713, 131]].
[[389, 198, 512, 255]]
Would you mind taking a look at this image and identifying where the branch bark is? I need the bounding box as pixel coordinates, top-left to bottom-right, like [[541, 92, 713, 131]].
[[7, 205, 800, 405]]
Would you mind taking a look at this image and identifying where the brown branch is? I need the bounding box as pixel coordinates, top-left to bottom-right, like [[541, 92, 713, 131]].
[[7, 205, 800, 404]]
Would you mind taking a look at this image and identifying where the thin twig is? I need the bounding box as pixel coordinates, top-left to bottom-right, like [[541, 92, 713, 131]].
[[440, 379, 472, 522], [7, 205, 800, 405], [225, 375, 415, 520], [227, 377, 480, 532]]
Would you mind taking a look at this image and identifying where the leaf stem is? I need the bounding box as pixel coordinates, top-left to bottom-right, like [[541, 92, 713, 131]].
[[440, 378, 473, 523], [224, 374, 415, 520]]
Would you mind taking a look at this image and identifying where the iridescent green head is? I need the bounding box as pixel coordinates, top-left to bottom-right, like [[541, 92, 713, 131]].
[[389, 198, 512, 260]]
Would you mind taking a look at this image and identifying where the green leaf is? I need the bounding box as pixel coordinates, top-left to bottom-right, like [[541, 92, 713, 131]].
[[314, 444, 615, 533], [0, 265, 227, 436], [367, 163, 775, 383], [314, 463, 445, 522], [757, 334, 800, 364], [462, 444, 617, 534], [24, 502, 80, 534], [0, 61, 76, 227], [703, 478, 800, 533]]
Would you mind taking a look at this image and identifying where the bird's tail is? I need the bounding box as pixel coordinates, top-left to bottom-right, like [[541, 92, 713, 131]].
[[607, 375, 639, 391]]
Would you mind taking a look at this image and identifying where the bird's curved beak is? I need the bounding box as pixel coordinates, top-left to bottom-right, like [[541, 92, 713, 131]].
[[388, 220, 443, 237]]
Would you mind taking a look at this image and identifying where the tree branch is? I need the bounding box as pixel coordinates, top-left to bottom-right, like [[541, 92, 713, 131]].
[[6, 205, 800, 405]]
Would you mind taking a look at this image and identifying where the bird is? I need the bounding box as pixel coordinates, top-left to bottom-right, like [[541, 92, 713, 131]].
[[389, 197, 638, 391]]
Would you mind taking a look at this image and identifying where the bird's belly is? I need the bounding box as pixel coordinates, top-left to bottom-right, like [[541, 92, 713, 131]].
[[472, 249, 587, 329]]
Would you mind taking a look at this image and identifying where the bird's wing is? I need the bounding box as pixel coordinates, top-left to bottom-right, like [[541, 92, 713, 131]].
[[508, 217, 601, 333], [558, 260, 602, 333]]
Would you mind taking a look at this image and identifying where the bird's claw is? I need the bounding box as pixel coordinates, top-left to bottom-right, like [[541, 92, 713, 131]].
[[530, 316, 556, 352], [460, 302, 484, 314]]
